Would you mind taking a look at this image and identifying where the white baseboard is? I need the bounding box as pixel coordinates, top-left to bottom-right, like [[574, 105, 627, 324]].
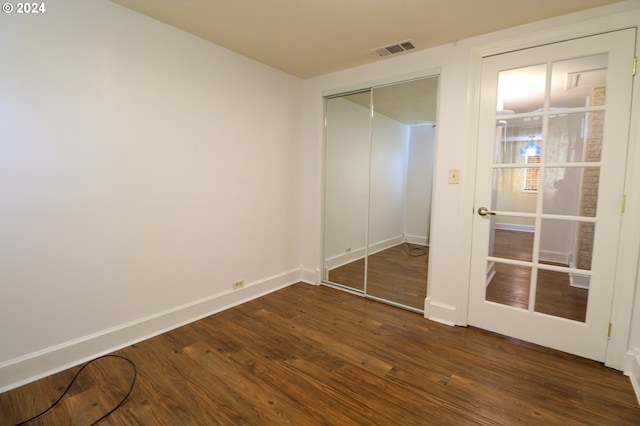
[[568, 261, 590, 289], [539, 250, 572, 265], [495, 223, 535, 233], [324, 235, 405, 270], [405, 234, 428, 246], [300, 267, 321, 285], [424, 297, 457, 326], [625, 348, 640, 405], [368, 235, 405, 255], [0, 268, 303, 393], [324, 246, 366, 270], [569, 273, 590, 289]]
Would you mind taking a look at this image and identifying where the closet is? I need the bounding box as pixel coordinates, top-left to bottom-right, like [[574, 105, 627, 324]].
[[322, 76, 438, 312]]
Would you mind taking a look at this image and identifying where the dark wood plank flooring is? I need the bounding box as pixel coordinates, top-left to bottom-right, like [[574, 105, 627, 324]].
[[328, 243, 428, 310], [327, 257, 366, 291], [487, 229, 588, 322], [1, 283, 638, 425], [366, 244, 428, 310]]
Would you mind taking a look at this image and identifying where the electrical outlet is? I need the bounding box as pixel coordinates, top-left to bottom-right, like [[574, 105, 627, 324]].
[[233, 280, 244, 290]]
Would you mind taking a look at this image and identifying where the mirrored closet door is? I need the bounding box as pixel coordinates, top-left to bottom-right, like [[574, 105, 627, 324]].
[[323, 76, 438, 313]]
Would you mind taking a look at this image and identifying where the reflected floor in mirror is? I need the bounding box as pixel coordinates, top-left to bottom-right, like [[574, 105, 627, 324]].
[[487, 229, 588, 322], [328, 244, 428, 311]]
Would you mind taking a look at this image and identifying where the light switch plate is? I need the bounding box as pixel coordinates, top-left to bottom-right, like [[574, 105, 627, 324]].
[[449, 168, 460, 184]]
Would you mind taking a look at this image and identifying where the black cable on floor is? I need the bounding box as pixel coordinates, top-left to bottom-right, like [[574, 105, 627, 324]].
[[14, 354, 137, 426], [402, 241, 426, 257]]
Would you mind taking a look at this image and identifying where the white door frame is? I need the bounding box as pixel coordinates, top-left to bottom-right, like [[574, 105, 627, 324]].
[[461, 12, 640, 370]]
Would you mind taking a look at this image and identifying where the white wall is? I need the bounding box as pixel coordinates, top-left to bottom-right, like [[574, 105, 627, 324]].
[[405, 125, 435, 245], [2, 0, 640, 396], [0, 0, 302, 390], [323, 96, 410, 265], [300, 0, 640, 375], [323, 97, 370, 263], [368, 112, 409, 250]]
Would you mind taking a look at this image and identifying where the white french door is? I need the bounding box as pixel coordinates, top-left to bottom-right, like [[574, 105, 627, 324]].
[[468, 29, 635, 361]]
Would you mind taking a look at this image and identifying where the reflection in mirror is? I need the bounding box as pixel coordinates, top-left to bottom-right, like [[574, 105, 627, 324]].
[[323, 92, 371, 291], [322, 76, 438, 312], [367, 78, 437, 310]]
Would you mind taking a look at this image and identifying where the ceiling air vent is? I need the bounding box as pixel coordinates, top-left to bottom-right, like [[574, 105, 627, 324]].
[[372, 40, 416, 57]]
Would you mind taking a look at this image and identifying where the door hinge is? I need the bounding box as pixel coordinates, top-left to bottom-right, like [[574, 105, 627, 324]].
[[621, 194, 626, 213], [633, 57, 637, 76], [607, 323, 612, 339]]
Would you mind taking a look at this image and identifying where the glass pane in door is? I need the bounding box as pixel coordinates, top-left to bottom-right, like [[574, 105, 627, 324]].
[[489, 215, 534, 262], [535, 218, 593, 322], [494, 117, 543, 165], [492, 168, 538, 214], [542, 167, 600, 217], [546, 112, 594, 163], [534, 267, 588, 322], [489, 57, 606, 318], [486, 213, 534, 307], [497, 64, 546, 114], [485, 262, 531, 309], [550, 54, 608, 109]]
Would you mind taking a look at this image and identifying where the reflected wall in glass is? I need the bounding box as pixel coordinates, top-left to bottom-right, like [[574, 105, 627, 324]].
[[492, 168, 537, 214], [322, 77, 438, 312], [542, 167, 600, 217], [489, 216, 534, 262], [550, 54, 608, 109], [323, 93, 371, 291], [539, 218, 594, 270], [497, 64, 546, 114]]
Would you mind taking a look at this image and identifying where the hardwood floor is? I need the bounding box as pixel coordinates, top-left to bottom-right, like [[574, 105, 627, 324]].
[[487, 229, 588, 322], [366, 244, 428, 310], [327, 230, 587, 319], [1, 283, 638, 425], [328, 243, 428, 310], [327, 257, 366, 291]]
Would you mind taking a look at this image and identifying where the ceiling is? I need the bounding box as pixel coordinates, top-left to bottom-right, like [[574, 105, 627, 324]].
[[109, 0, 624, 79], [328, 51, 607, 127], [344, 77, 439, 125]]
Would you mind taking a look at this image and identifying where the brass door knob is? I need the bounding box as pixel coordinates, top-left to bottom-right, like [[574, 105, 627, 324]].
[[477, 207, 496, 216]]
